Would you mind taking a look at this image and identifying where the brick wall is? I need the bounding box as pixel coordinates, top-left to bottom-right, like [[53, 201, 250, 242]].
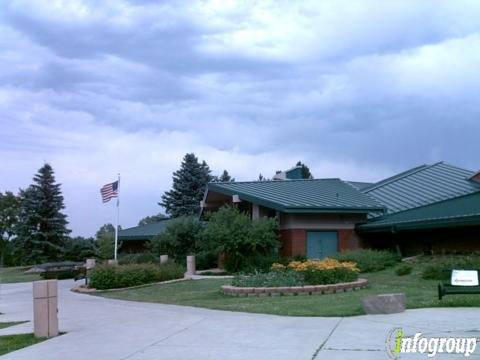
[[281, 228, 363, 257], [338, 229, 362, 251], [279, 229, 306, 257]]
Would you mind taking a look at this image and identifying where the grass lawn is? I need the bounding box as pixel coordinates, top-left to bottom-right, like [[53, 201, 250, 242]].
[[0, 266, 41, 284], [97, 267, 480, 317], [0, 322, 26, 330], [0, 334, 46, 356]]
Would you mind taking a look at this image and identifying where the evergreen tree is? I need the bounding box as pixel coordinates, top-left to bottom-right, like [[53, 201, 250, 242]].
[[296, 161, 313, 179], [138, 213, 167, 226], [212, 170, 235, 183], [160, 153, 213, 217], [14, 164, 70, 264], [63, 236, 96, 261]]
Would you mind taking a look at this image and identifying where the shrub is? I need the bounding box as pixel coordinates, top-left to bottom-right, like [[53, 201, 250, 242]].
[[395, 263, 412, 276], [89, 263, 185, 290], [150, 216, 204, 262], [224, 252, 281, 274], [332, 249, 400, 273], [286, 258, 359, 285], [202, 206, 279, 272], [419, 255, 480, 280], [421, 265, 446, 280], [118, 253, 158, 265], [195, 251, 218, 270], [232, 270, 305, 287]]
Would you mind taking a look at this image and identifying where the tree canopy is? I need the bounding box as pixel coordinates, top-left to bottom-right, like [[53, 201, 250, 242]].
[[138, 213, 167, 226], [160, 153, 213, 217], [296, 161, 313, 179], [13, 164, 70, 264], [213, 170, 235, 182]]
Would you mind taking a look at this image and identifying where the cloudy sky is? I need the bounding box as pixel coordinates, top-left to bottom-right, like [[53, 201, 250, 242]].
[[1, 0, 480, 236]]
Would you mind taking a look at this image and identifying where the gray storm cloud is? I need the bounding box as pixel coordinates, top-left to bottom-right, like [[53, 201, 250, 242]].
[[1, 0, 480, 235]]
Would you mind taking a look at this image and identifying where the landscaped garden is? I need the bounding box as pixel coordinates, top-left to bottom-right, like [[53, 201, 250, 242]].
[[96, 251, 480, 317]]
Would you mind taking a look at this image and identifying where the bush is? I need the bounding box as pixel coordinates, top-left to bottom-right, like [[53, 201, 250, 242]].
[[118, 253, 158, 265], [195, 251, 218, 270], [421, 265, 445, 280], [232, 270, 305, 287], [419, 255, 480, 280], [395, 263, 412, 276], [89, 263, 185, 290], [150, 216, 204, 262], [224, 252, 281, 274], [332, 249, 400, 273], [202, 206, 279, 272]]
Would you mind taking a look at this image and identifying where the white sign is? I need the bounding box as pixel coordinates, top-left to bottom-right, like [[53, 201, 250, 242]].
[[451, 270, 479, 287]]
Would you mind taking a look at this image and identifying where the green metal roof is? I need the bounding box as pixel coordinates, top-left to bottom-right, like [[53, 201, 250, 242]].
[[358, 191, 480, 232], [118, 219, 172, 241], [207, 179, 385, 213], [346, 181, 374, 190], [363, 162, 480, 216]]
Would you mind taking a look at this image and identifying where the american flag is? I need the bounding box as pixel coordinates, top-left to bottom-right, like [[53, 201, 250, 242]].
[[100, 180, 119, 203]]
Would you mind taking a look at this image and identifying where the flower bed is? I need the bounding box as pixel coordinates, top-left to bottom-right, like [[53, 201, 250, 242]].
[[226, 258, 365, 295], [282, 258, 359, 284], [222, 278, 368, 296]]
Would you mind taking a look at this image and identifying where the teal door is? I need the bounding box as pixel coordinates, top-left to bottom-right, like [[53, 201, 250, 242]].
[[306, 231, 338, 259]]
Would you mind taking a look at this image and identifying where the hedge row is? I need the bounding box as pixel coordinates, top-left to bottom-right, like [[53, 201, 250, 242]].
[[89, 263, 184, 290]]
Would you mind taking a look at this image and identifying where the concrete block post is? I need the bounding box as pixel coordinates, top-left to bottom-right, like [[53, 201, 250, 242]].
[[160, 255, 169, 264], [186, 255, 196, 276], [33, 280, 59, 338], [85, 258, 96, 269]]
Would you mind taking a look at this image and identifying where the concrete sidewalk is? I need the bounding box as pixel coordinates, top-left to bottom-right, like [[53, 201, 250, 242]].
[[1, 280, 479, 359]]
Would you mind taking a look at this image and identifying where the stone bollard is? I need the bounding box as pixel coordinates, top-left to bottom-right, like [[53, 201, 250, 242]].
[[362, 293, 406, 314], [160, 255, 169, 264], [107, 259, 118, 266], [33, 280, 59, 338], [186, 255, 196, 276], [85, 258, 96, 269]]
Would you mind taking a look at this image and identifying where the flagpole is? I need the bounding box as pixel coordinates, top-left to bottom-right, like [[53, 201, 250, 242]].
[[114, 173, 120, 261]]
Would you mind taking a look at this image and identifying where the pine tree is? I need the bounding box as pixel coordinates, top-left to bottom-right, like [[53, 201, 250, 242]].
[[296, 161, 313, 179], [14, 164, 70, 264], [212, 170, 235, 183], [138, 213, 167, 226], [160, 153, 213, 217]]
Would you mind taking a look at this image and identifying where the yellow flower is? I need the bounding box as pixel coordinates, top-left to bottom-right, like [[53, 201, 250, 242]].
[[271, 263, 286, 270], [286, 258, 359, 273]]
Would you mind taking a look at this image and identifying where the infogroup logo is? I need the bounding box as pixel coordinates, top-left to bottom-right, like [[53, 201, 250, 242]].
[[386, 328, 478, 358]]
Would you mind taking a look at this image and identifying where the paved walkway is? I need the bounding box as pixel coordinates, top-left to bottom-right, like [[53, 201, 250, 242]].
[[1, 280, 480, 359]]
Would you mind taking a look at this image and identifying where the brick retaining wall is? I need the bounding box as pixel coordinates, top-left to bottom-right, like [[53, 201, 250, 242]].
[[221, 278, 368, 296]]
